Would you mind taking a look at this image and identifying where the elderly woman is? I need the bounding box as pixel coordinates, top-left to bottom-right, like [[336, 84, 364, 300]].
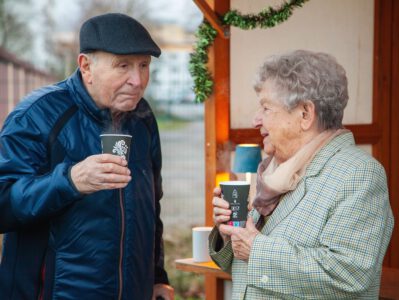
[[210, 50, 394, 299]]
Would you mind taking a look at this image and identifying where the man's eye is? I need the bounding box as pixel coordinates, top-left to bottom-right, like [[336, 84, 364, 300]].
[[119, 64, 128, 69]]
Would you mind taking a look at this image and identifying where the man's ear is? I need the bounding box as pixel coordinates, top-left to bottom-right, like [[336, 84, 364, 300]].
[[78, 54, 93, 84], [300, 100, 317, 131]]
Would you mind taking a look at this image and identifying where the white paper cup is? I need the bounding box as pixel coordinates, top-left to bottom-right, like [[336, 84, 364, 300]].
[[192, 226, 212, 262]]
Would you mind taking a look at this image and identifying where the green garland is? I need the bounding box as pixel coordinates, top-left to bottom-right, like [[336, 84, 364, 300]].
[[189, 0, 309, 103]]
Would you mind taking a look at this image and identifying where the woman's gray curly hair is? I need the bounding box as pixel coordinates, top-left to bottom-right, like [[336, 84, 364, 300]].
[[253, 50, 348, 130]]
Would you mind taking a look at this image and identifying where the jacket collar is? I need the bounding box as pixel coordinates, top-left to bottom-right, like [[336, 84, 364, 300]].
[[66, 69, 112, 125], [305, 131, 355, 178], [262, 131, 355, 234]]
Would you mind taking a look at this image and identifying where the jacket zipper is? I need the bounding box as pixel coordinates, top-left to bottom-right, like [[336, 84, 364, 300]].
[[118, 188, 125, 300], [38, 261, 46, 300]]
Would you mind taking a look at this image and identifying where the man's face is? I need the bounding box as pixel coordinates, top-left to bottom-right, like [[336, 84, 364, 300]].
[[81, 51, 151, 112]]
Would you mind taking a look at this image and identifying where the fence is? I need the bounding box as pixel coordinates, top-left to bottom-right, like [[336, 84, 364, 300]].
[[0, 47, 56, 126], [159, 119, 205, 227]]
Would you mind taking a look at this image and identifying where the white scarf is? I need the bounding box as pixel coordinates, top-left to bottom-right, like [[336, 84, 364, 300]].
[[252, 129, 348, 216]]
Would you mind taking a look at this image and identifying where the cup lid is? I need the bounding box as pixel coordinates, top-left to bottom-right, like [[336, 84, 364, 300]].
[[219, 181, 249, 186], [100, 134, 132, 137], [192, 227, 213, 231]]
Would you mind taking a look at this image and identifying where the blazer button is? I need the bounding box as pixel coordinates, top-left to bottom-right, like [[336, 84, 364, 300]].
[[260, 275, 269, 284]]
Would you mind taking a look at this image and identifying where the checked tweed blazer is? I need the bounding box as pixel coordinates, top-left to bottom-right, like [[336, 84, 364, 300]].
[[209, 132, 394, 300]]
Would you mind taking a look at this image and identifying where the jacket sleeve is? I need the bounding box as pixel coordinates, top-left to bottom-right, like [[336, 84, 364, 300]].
[[246, 160, 394, 299], [209, 201, 262, 272], [0, 111, 82, 233], [209, 226, 233, 273], [150, 116, 170, 285]]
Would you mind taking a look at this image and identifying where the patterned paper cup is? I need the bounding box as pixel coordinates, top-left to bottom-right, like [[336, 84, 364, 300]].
[[100, 134, 132, 161], [219, 181, 250, 227]]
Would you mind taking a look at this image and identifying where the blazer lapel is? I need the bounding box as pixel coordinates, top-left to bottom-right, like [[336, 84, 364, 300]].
[[262, 131, 355, 235], [263, 178, 306, 235]]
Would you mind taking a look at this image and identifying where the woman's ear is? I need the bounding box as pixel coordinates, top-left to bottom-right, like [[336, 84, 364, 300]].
[[300, 100, 317, 131], [78, 54, 93, 84]]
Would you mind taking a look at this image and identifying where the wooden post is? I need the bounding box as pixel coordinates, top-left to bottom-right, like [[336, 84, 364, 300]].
[[388, 0, 399, 268], [203, 0, 230, 299], [373, 0, 399, 267], [193, 0, 230, 38]]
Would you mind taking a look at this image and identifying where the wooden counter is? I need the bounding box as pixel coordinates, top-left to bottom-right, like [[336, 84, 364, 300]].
[[175, 258, 231, 280]]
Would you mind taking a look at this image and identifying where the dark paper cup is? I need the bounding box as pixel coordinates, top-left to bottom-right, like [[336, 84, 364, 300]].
[[100, 134, 132, 161], [219, 181, 250, 227]]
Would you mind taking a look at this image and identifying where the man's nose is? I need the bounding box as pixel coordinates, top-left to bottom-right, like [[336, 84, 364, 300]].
[[126, 69, 141, 86]]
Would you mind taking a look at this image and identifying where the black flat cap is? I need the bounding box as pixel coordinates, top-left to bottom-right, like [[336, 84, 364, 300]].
[[79, 13, 161, 57]]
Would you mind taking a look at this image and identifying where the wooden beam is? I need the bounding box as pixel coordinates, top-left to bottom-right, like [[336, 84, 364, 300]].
[[373, 0, 396, 267], [204, 0, 230, 228], [193, 0, 230, 38], [380, 267, 399, 299], [372, 0, 392, 170], [388, 0, 399, 268], [203, 1, 230, 299]]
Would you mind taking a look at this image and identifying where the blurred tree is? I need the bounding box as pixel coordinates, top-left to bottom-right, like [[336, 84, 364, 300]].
[[0, 0, 33, 57], [41, 0, 65, 78], [0, 0, 154, 79], [46, 0, 153, 79], [77, 0, 151, 23]]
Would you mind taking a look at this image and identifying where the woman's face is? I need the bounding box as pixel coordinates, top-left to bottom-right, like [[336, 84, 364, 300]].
[[252, 80, 304, 164]]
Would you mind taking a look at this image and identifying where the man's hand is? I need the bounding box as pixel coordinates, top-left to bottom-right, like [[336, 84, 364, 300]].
[[70, 154, 131, 194], [212, 187, 232, 243], [219, 217, 259, 261], [152, 283, 174, 300]]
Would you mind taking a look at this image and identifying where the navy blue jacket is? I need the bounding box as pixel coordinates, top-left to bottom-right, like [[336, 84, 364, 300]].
[[0, 69, 168, 299]]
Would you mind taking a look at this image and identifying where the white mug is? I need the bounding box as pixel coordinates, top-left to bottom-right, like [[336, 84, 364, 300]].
[[192, 227, 212, 262]]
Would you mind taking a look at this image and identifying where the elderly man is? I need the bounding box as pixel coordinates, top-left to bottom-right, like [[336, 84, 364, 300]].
[[0, 13, 173, 300]]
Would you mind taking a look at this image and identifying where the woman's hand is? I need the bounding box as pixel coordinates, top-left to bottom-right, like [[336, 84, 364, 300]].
[[219, 217, 259, 261], [212, 187, 232, 242]]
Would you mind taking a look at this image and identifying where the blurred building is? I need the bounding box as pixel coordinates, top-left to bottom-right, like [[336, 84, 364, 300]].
[[147, 24, 195, 101], [145, 24, 204, 120]]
